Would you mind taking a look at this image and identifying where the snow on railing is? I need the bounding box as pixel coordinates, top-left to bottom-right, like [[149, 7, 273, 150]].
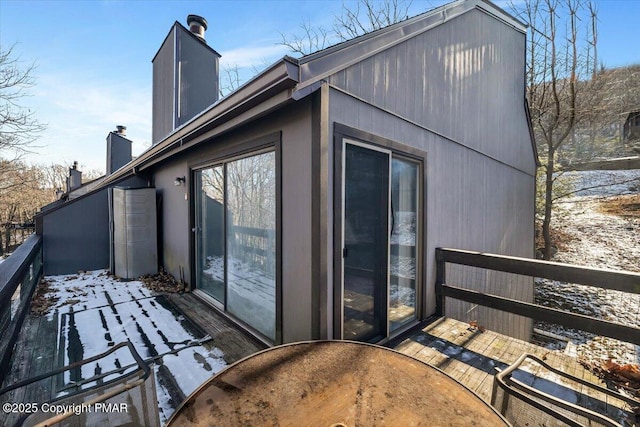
[[0, 234, 42, 385]]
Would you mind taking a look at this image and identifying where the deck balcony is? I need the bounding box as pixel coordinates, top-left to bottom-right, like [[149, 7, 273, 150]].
[[1, 238, 639, 425]]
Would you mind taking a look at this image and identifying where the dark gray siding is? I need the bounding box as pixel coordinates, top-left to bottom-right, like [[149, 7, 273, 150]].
[[152, 26, 176, 145], [40, 176, 148, 275], [151, 100, 314, 343], [177, 29, 219, 128], [329, 88, 535, 340], [106, 132, 132, 174], [152, 25, 220, 145]]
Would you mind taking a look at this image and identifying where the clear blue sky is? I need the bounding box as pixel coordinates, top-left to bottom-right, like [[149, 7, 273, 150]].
[[1, 0, 638, 174]]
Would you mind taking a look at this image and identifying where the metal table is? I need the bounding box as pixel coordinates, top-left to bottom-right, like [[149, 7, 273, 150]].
[[168, 341, 510, 426]]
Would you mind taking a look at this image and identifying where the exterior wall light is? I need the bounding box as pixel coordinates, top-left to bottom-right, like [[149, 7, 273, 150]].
[[174, 176, 186, 186]]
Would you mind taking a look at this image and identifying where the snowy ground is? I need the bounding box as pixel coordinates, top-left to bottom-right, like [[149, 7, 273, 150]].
[[536, 169, 640, 364], [41, 270, 227, 425]]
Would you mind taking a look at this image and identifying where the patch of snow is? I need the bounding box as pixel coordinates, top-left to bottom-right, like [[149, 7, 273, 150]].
[[42, 270, 228, 423], [561, 170, 640, 197], [537, 170, 640, 364]]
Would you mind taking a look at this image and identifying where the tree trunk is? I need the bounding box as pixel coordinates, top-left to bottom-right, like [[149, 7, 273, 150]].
[[542, 146, 556, 260]]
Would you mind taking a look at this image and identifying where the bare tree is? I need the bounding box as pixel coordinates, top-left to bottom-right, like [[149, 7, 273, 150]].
[[280, 0, 413, 56], [0, 160, 50, 254], [0, 44, 45, 157], [220, 64, 243, 98], [333, 0, 413, 41], [512, 0, 598, 259]]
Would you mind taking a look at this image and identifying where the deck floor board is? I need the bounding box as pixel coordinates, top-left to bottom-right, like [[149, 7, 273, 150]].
[[392, 317, 635, 423], [3, 291, 634, 427], [167, 293, 266, 364]]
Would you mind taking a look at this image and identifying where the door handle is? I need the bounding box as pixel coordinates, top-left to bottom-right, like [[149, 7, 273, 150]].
[[343, 247, 348, 258]]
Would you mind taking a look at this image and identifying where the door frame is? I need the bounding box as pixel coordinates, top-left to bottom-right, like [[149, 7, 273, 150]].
[[333, 123, 427, 342]]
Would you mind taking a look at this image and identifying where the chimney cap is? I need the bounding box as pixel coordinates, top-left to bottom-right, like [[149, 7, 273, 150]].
[[116, 125, 127, 135], [187, 14, 208, 31]]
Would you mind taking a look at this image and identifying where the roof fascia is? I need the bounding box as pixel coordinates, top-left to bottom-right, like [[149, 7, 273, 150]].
[[297, 0, 526, 90], [101, 58, 299, 186], [142, 89, 294, 170]]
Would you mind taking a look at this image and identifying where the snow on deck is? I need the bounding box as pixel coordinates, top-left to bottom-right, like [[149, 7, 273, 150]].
[[43, 270, 227, 424]]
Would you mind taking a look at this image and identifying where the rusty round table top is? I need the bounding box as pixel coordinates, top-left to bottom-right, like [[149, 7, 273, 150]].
[[168, 341, 510, 427]]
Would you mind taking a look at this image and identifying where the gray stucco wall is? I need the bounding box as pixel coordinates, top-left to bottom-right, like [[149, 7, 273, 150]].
[[151, 100, 314, 343], [40, 175, 149, 276]]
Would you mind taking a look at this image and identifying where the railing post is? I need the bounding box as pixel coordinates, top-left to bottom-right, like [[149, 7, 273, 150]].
[[435, 248, 446, 317]]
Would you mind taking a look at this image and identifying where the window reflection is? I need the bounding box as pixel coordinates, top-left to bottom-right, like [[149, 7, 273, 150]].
[[195, 151, 276, 341], [389, 158, 419, 331]]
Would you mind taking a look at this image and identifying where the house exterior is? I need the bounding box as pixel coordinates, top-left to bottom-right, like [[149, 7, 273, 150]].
[[36, 0, 537, 346], [624, 111, 640, 142]]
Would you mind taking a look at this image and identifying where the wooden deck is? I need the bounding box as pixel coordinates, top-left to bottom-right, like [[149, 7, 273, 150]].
[[0, 289, 266, 426], [392, 317, 635, 423], [2, 287, 634, 426], [166, 292, 267, 363]]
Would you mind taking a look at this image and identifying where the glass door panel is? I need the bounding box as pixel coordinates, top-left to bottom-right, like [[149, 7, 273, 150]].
[[389, 158, 419, 331], [195, 166, 225, 304], [343, 143, 389, 342], [226, 152, 277, 341]]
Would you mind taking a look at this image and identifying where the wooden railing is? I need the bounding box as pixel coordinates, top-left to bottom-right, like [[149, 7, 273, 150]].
[[435, 248, 640, 345], [0, 235, 43, 385]]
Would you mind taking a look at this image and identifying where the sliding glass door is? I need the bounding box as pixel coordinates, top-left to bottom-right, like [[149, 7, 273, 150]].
[[343, 143, 390, 341], [194, 151, 276, 341], [342, 139, 420, 341]]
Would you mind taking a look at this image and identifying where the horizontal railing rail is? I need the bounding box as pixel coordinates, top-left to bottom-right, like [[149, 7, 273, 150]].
[[0, 234, 43, 386], [435, 247, 640, 346]]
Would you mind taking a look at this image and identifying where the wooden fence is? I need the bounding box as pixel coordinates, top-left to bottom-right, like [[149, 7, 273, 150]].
[[435, 248, 640, 345]]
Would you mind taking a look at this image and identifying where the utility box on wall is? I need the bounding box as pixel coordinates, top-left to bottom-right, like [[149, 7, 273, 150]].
[[111, 187, 158, 279]]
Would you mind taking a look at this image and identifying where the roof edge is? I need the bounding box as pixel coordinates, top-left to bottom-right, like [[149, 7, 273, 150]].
[[297, 0, 526, 89], [100, 57, 299, 187]]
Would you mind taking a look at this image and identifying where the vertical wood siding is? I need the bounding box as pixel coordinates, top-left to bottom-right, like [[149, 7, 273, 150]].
[[327, 9, 535, 175], [326, 9, 536, 339]]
